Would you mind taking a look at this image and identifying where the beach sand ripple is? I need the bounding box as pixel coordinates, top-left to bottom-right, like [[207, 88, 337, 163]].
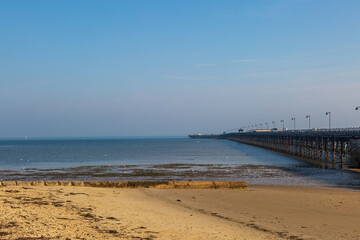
[[0, 185, 359, 240]]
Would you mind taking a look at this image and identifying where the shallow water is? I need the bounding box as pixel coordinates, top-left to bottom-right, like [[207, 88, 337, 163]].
[[0, 138, 359, 189]]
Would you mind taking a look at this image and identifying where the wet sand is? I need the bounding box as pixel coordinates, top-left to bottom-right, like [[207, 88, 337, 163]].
[[3, 163, 360, 189], [0, 185, 359, 240]]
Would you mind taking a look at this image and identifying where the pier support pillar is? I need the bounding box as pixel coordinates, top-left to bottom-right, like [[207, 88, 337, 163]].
[[349, 139, 360, 168]]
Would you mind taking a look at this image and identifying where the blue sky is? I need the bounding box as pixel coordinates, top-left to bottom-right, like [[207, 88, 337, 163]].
[[1, 0, 360, 138]]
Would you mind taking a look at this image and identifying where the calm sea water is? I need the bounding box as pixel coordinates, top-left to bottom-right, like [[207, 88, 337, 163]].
[[0, 138, 359, 188]]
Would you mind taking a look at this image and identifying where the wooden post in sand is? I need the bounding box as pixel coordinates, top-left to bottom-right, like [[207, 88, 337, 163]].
[[349, 139, 360, 168], [340, 141, 344, 169], [332, 139, 336, 167], [324, 138, 329, 166]]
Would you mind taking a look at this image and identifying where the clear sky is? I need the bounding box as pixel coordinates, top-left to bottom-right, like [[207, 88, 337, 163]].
[[1, 0, 360, 138]]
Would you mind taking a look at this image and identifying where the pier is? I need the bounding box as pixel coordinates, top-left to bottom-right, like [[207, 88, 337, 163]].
[[190, 129, 360, 169], [188, 134, 218, 139]]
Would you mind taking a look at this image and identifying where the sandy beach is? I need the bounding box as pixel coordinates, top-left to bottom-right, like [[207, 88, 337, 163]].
[[0, 184, 359, 240]]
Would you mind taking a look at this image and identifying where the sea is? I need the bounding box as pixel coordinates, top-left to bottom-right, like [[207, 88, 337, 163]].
[[0, 137, 359, 189]]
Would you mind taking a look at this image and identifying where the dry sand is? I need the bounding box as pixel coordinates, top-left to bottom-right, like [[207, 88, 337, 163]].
[[0, 184, 359, 240]]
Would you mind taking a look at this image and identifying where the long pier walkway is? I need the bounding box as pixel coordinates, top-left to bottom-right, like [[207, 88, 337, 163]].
[[190, 129, 360, 169], [220, 129, 360, 169]]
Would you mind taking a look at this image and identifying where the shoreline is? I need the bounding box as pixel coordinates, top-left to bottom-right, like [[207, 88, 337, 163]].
[[0, 180, 248, 189], [0, 184, 359, 239], [2, 163, 360, 190]]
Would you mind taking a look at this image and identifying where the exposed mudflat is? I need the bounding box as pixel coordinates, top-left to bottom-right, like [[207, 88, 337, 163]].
[[2, 163, 360, 189]]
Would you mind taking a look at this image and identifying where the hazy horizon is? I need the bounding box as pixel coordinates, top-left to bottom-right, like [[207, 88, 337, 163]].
[[1, 0, 360, 138]]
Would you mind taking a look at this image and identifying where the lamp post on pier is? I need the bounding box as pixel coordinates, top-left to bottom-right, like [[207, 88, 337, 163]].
[[259, 124, 263, 129], [326, 112, 331, 130], [291, 118, 296, 130], [306, 115, 311, 130], [272, 121, 276, 129], [265, 122, 269, 130], [280, 120, 285, 130]]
